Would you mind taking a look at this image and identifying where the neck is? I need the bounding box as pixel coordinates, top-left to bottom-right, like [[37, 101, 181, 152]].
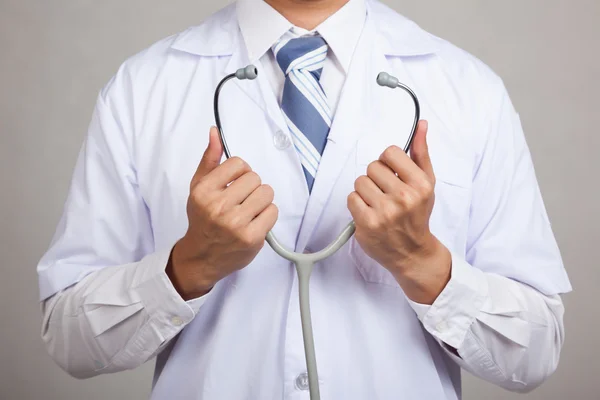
[[264, 0, 350, 30]]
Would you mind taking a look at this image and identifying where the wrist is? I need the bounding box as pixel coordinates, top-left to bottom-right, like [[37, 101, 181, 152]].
[[392, 236, 452, 305], [167, 238, 216, 301]]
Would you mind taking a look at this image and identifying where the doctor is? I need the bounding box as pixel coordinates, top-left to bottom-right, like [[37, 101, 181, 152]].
[[38, 0, 571, 398]]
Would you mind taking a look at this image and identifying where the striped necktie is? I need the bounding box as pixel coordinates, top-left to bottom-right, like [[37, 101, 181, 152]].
[[273, 36, 331, 192]]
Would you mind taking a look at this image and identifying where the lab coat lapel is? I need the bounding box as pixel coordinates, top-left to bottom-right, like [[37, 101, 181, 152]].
[[220, 28, 309, 246], [295, 18, 417, 252], [223, 35, 264, 117], [223, 32, 289, 135]]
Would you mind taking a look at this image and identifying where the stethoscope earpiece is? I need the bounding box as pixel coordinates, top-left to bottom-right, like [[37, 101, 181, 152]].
[[235, 64, 259, 80], [376, 71, 399, 88]]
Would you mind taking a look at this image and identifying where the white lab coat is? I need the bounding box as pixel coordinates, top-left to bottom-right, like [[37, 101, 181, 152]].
[[38, 1, 571, 399]]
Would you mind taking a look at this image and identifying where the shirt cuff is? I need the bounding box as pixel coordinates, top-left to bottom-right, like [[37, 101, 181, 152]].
[[418, 252, 489, 349], [406, 298, 431, 320], [132, 249, 198, 332], [186, 294, 210, 314]]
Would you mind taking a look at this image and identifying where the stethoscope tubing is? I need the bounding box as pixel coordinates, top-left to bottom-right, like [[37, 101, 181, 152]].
[[213, 67, 420, 400]]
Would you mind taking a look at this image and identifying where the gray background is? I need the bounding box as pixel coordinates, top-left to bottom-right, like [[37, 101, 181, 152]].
[[1, 0, 598, 399]]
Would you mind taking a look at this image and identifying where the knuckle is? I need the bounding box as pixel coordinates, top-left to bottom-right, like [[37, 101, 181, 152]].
[[347, 191, 357, 207], [226, 213, 243, 229], [420, 180, 435, 198], [189, 190, 202, 206], [354, 175, 368, 190], [190, 188, 209, 209], [246, 171, 261, 186], [381, 201, 398, 220], [207, 208, 221, 222], [235, 229, 252, 246], [366, 162, 378, 177], [229, 156, 249, 171], [240, 230, 260, 248], [398, 190, 414, 207], [403, 190, 420, 208], [365, 215, 381, 231], [261, 184, 275, 200], [207, 198, 227, 220], [348, 192, 366, 215], [382, 145, 400, 161]]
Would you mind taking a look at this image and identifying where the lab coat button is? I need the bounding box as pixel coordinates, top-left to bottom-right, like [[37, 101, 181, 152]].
[[273, 130, 291, 150], [295, 372, 310, 391], [171, 316, 184, 327]]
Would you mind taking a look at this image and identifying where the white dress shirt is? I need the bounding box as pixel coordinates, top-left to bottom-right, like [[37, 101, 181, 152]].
[[38, 0, 571, 398]]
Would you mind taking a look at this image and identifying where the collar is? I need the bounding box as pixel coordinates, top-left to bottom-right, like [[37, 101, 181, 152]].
[[237, 0, 366, 73], [171, 0, 440, 58], [313, 0, 366, 72], [236, 0, 292, 63]]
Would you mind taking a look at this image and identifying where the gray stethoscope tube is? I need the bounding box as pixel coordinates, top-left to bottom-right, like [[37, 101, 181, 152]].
[[213, 65, 420, 400]]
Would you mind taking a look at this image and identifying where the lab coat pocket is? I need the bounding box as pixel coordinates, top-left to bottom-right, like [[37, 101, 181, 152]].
[[350, 137, 471, 286]]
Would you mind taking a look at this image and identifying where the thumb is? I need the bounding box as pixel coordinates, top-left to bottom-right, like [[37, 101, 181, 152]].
[[195, 126, 224, 178], [409, 120, 434, 180]]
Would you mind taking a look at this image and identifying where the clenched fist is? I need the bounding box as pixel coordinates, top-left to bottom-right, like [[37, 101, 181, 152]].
[[168, 127, 278, 300], [348, 120, 451, 304]]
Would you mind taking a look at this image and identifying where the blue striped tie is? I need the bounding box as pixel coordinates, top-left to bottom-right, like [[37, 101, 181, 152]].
[[273, 36, 331, 192]]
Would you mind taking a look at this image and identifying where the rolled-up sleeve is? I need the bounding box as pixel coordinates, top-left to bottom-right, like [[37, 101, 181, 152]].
[[408, 254, 565, 392], [409, 76, 571, 392], [38, 69, 208, 378], [41, 249, 210, 378]]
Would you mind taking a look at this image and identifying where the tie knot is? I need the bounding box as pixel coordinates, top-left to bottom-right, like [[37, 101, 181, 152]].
[[273, 36, 328, 76]]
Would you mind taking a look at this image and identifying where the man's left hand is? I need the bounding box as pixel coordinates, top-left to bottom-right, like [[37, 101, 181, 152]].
[[348, 120, 452, 305]]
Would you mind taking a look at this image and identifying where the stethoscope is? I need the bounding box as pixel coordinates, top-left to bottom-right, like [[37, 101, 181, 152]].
[[214, 65, 420, 400]]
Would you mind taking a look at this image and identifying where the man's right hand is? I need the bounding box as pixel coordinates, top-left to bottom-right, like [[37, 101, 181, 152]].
[[168, 127, 279, 300]]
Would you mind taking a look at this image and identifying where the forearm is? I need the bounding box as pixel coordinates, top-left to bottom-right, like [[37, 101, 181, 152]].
[[407, 255, 565, 392], [41, 249, 205, 378]]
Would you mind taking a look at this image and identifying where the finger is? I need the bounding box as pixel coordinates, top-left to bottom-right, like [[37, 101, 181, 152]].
[[354, 175, 384, 207], [194, 127, 223, 181], [238, 184, 275, 223], [203, 156, 252, 190], [223, 171, 262, 206], [347, 191, 374, 222], [379, 144, 427, 187], [248, 203, 279, 236], [366, 160, 405, 194], [409, 120, 435, 181]]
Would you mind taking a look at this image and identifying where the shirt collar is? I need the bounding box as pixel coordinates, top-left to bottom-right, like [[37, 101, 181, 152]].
[[316, 0, 366, 72], [171, 1, 440, 59], [236, 0, 293, 63], [236, 0, 367, 73]]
